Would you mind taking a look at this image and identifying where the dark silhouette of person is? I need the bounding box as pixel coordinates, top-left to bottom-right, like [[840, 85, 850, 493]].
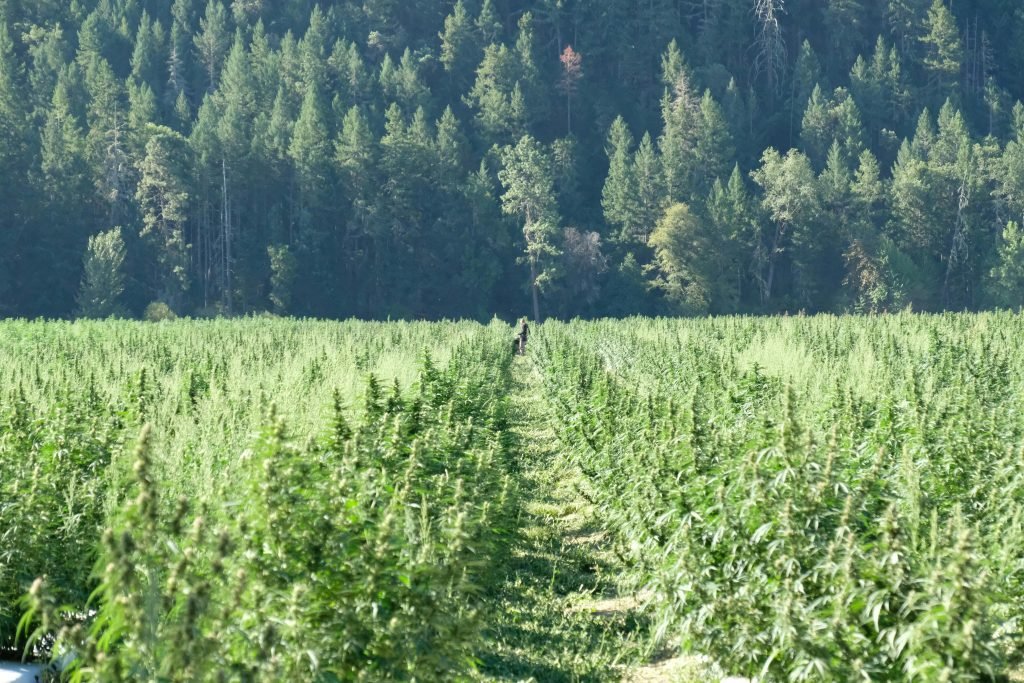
[[518, 318, 529, 355]]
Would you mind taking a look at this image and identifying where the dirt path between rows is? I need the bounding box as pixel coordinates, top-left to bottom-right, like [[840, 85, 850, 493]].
[[473, 356, 721, 682]]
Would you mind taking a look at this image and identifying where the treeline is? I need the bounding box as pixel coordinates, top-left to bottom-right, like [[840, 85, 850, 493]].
[[2, 0, 1024, 319]]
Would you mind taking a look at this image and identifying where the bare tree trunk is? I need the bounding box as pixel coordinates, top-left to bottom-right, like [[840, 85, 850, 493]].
[[222, 157, 233, 313], [530, 254, 541, 323], [943, 177, 971, 308], [765, 222, 785, 303]]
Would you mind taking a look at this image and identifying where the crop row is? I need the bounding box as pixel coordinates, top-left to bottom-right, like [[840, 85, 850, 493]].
[[534, 314, 1024, 681], [4, 321, 516, 680]]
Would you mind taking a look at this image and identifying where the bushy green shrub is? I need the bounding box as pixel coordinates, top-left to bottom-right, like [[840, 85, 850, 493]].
[[143, 301, 177, 322]]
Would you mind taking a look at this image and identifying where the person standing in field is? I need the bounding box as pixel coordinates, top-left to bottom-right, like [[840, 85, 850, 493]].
[[518, 317, 529, 355]]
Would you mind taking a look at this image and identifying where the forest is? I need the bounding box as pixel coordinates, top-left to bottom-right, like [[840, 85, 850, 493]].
[[2, 0, 1024, 320]]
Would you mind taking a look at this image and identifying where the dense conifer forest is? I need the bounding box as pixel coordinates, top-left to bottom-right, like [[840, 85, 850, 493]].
[[2, 0, 1024, 319]]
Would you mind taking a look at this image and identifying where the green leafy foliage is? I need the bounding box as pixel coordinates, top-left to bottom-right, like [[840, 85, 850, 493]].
[[77, 227, 127, 318], [534, 313, 1024, 680], [0, 318, 505, 662]]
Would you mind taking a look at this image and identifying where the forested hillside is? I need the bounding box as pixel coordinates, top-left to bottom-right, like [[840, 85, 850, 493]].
[[2, 0, 1024, 319]]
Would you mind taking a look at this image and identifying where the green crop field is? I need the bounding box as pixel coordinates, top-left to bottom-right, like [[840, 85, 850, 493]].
[[3, 314, 1024, 681]]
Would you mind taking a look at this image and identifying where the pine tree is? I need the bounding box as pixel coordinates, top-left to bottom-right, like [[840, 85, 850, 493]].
[[131, 11, 164, 89], [634, 132, 665, 246], [693, 90, 734, 194], [888, 0, 928, 58], [558, 45, 582, 135], [127, 80, 159, 153], [31, 69, 94, 314], [299, 5, 329, 91], [851, 149, 885, 229], [167, 23, 190, 109], [920, 0, 962, 106], [77, 227, 127, 317], [995, 103, 1024, 224], [0, 18, 26, 181], [800, 85, 833, 167], [440, 0, 478, 93], [723, 77, 749, 155], [466, 44, 526, 145], [194, 0, 228, 92], [215, 36, 255, 161], [819, 142, 854, 270], [82, 54, 129, 225], [850, 37, 906, 142], [514, 12, 541, 122], [26, 24, 69, 115], [475, 0, 503, 45], [289, 81, 332, 302], [986, 220, 1024, 307], [435, 106, 468, 180], [800, 86, 866, 169], [336, 105, 377, 234], [822, 0, 864, 77], [137, 126, 192, 310], [394, 48, 430, 112], [601, 116, 637, 241], [660, 93, 695, 204], [248, 20, 277, 105], [789, 40, 822, 144], [266, 243, 296, 314], [290, 82, 331, 209], [706, 165, 756, 310]]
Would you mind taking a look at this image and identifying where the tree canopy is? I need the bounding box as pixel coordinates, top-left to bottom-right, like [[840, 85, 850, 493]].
[[2, 0, 1024, 319]]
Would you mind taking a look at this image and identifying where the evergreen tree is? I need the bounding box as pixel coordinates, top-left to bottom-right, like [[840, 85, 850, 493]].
[[601, 116, 637, 241], [920, 0, 962, 107], [466, 43, 526, 145], [822, 0, 864, 78], [131, 12, 164, 89], [440, 0, 478, 93], [850, 38, 906, 145], [995, 103, 1024, 224], [658, 42, 699, 202], [290, 83, 331, 208], [77, 227, 127, 317], [0, 19, 28, 312], [137, 126, 192, 310], [789, 40, 822, 144], [299, 5, 329, 91], [475, 0, 503, 45], [706, 165, 757, 311], [800, 86, 866, 169], [194, 0, 229, 92], [82, 54, 130, 226], [633, 132, 666, 246], [888, 0, 928, 58], [693, 90, 734, 195], [26, 24, 70, 115], [986, 220, 1024, 307], [266, 243, 296, 314]]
